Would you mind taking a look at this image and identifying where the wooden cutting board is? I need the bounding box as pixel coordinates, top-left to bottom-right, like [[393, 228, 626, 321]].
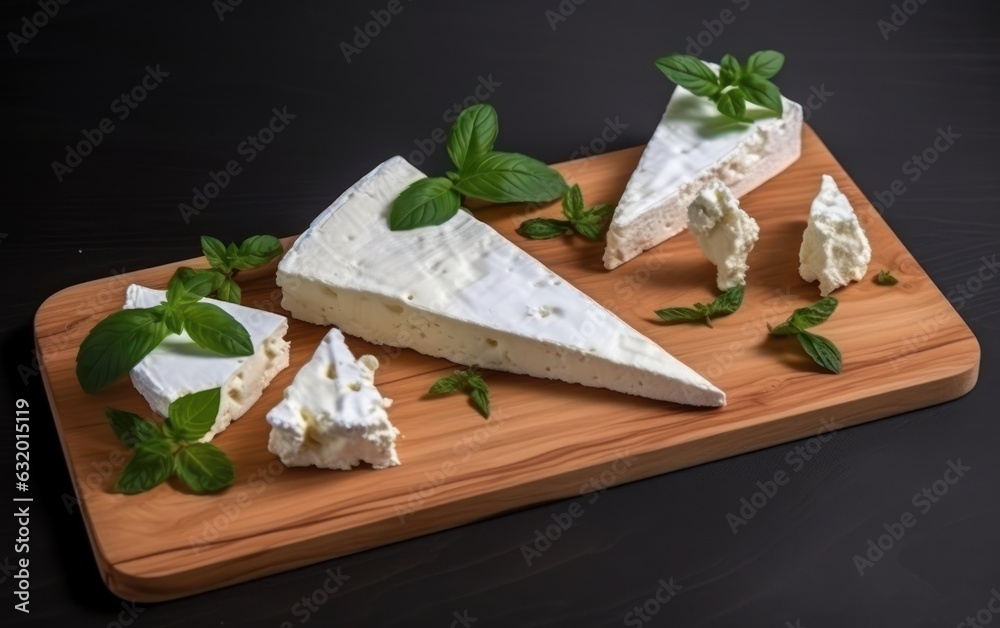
[[35, 126, 979, 602]]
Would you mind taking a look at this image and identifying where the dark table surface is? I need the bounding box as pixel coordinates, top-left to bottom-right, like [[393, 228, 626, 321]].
[[2, 0, 999, 626]]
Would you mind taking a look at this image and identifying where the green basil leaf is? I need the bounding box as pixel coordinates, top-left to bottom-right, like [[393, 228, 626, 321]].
[[470, 388, 490, 419], [797, 331, 842, 374], [875, 270, 899, 286], [770, 296, 838, 335], [453, 152, 567, 204], [429, 374, 462, 394], [716, 88, 749, 122], [215, 277, 242, 304], [174, 443, 235, 493], [106, 408, 163, 449], [167, 267, 214, 307], [200, 236, 230, 272], [745, 50, 785, 79], [389, 177, 461, 231], [163, 307, 185, 335], [166, 388, 222, 442], [114, 439, 175, 494], [654, 54, 720, 97], [561, 183, 585, 219], [181, 302, 254, 356], [719, 53, 741, 84], [516, 218, 573, 240], [707, 285, 745, 317], [176, 267, 225, 291], [739, 74, 783, 115], [76, 307, 171, 393], [232, 235, 283, 270], [448, 104, 499, 172]]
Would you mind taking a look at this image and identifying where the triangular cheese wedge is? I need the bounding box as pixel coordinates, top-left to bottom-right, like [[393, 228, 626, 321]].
[[267, 328, 399, 470], [125, 285, 290, 441], [604, 82, 802, 269], [278, 157, 725, 407]]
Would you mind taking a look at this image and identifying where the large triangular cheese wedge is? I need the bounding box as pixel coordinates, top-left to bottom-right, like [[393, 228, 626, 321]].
[[604, 83, 802, 269], [278, 157, 725, 407]]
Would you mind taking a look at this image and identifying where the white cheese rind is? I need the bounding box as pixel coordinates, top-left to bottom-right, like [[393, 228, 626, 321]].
[[124, 285, 290, 441], [278, 157, 725, 407], [266, 328, 399, 470], [798, 175, 872, 296], [604, 75, 802, 270], [688, 180, 760, 290]]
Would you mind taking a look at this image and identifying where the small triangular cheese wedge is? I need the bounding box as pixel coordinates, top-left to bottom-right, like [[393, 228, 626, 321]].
[[125, 285, 290, 441], [267, 328, 399, 470], [278, 157, 725, 407], [604, 76, 802, 270], [799, 175, 871, 296]]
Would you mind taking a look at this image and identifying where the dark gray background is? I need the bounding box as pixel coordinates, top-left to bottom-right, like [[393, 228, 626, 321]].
[[2, 0, 999, 626]]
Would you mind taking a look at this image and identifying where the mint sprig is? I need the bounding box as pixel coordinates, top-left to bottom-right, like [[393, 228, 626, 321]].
[[77, 269, 254, 393], [428, 367, 491, 418], [768, 297, 842, 373], [390, 104, 567, 230], [108, 388, 235, 495], [875, 270, 899, 286], [195, 235, 283, 304], [654, 50, 785, 122], [655, 285, 744, 328], [517, 184, 614, 241]]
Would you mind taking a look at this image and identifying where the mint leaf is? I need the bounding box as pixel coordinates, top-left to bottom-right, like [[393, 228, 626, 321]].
[[76, 307, 171, 393], [448, 104, 499, 172], [570, 204, 613, 240], [797, 331, 842, 374], [201, 236, 230, 272], [428, 368, 491, 419], [233, 235, 282, 270], [453, 152, 567, 204], [876, 270, 899, 286], [739, 74, 783, 115], [216, 277, 242, 304], [716, 88, 749, 122], [516, 218, 573, 240], [106, 408, 163, 449], [654, 54, 719, 97], [745, 50, 785, 79], [562, 183, 585, 218], [175, 443, 235, 493], [166, 388, 221, 442], [769, 297, 838, 335], [181, 302, 254, 356], [655, 285, 744, 328], [390, 177, 461, 231], [114, 439, 175, 495]]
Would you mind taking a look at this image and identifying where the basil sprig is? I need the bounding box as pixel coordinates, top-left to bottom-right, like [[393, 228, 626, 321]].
[[517, 184, 614, 241], [76, 270, 253, 393], [768, 296, 842, 374], [655, 50, 785, 122], [191, 235, 283, 304], [390, 104, 567, 230], [107, 388, 235, 494], [428, 367, 491, 419], [655, 285, 744, 328]]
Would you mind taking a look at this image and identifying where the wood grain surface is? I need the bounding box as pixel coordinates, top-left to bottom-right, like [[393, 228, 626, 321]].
[[34, 125, 979, 602]]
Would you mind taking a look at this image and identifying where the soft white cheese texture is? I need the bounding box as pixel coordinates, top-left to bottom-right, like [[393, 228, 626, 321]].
[[278, 156, 725, 407], [688, 180, 760, 290], [604, 72, 802, 270], [799, 175, 872, 296], [124, 285, 290, 441], [266, 328, 399, 470]]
